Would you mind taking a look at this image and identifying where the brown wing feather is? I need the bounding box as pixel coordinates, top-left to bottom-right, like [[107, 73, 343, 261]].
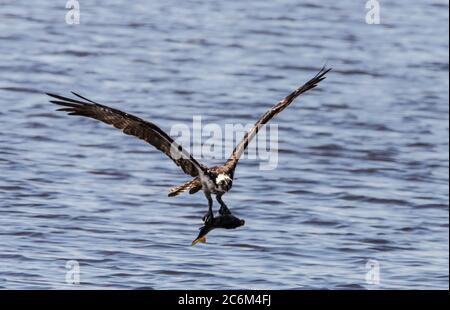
[[224, 67, 331, 173], [47, 92, 206, 177]]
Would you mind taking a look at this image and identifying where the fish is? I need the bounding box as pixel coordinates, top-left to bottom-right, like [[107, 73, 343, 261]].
[[192, 213, 245, 246]]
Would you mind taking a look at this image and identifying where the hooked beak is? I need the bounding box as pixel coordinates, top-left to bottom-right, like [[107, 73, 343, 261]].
[[227, 180, 233, 191]]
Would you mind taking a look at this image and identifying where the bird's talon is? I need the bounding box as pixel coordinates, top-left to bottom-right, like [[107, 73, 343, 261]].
[[202, 212, 214, 224], [219, 206, 231, 215]]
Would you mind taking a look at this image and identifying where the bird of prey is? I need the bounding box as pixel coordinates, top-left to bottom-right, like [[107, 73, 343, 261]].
[[47, 67, 330, 225]]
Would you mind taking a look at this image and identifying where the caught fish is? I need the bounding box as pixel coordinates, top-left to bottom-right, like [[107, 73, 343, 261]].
[[192, 214, 245, 246]]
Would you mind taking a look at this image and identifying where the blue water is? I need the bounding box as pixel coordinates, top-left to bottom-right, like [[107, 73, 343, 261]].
[[0, 1, 448, 289]]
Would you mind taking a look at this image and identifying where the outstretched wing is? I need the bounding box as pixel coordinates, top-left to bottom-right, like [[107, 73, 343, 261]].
[[223, 67, 331, 173], [47, 92, 207, 177]]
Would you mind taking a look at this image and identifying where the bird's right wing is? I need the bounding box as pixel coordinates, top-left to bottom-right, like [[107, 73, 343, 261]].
[[47, 92, 207, 177]]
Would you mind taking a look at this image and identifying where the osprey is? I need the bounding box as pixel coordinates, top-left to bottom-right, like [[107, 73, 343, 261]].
[[47, 67, 330, 224]]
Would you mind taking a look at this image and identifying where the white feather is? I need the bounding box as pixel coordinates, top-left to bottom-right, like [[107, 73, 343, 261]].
[[216, 174, 231, 184]]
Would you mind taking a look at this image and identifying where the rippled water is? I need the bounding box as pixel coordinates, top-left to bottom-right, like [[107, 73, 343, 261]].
[[0, 1, 448, 289]]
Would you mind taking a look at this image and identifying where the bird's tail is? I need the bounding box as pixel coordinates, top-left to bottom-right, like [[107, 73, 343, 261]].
[[168, 178, 201, 197]]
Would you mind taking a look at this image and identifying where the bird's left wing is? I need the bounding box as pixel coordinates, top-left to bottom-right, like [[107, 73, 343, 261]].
[[223, 67, 331, 173], [47, 92, 207, 177]]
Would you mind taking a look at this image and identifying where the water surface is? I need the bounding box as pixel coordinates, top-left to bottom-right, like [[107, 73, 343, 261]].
[[0, 0, 448, 289]]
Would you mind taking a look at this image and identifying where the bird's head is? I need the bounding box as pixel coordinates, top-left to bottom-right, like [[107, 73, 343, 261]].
[[216, 173, 233, 191]]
